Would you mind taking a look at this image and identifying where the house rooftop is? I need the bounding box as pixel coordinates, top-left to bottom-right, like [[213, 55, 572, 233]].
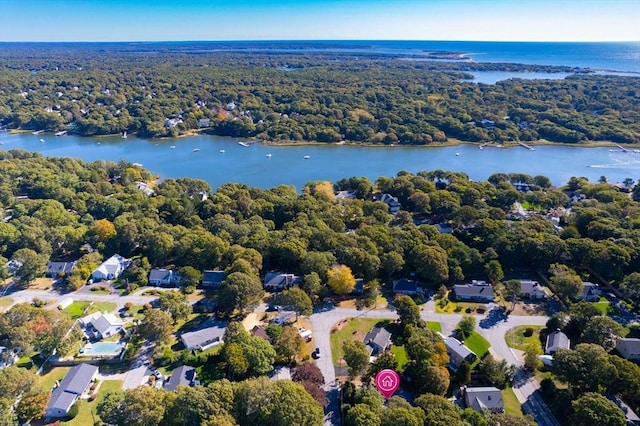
[[363, 326, 392, 353], [464, 386, 504, 413], [47, 363, 99, 413], [393, 279, 420, 293], [164, 365, 196, 392], [545, 329, 570, 354], [445, 336, 476, 361], [181, 323, 226, 351]]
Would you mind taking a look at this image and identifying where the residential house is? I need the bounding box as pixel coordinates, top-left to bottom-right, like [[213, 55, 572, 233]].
[[392, 279, 421, 296], [606, 395, 640, 426], [373, 193, 401, 214], [352, 278, 365, 295], [480, 119, 496, 128], [272, 311, 297, 325], [445, 336, 477, 371], [463, 386, 504, 413], [545, 329, 570, 355], [164, 365, 197, 392], [45, 364, 98, 418], [46, 261, 77, 278], [197, 118, 211, 128], [149, 269, 181, 287], [134, 181, 154, 196], [181, 323, 226, 351], [335, 190, 356, 200], [0, 346, 18, 369], [435, 223, 454, 234], [263, 272, 301, 291], [5, 259, 22, 277], [202, 270, 227, 288], [251, 325, 270, 342], [363, 326, 392, 355], [579, 282, 601, 302], [616, 337, 640, 361], [91, 254, 131, 281], [519, 280, 547, 300], [454, 280, 494, 302], [80, 312, 124, 340]]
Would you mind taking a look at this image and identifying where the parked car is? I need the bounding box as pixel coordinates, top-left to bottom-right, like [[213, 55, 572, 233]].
[[312, 347, 320, 359]]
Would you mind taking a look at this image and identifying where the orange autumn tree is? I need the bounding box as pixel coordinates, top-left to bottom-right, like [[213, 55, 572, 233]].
[[94, 218, 116, 242]]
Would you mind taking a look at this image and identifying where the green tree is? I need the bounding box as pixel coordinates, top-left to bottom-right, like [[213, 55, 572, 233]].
[[179, 266, 203, 288], [280, 286, 313, 317], [223, 342, 249, 380], [138, 309, 174, 344], [158, 290, 193, 323], [620, 272, 640, 307], [455, 361, 472, 385], [484, 260, 504, 284], [581, 316, 625, 351], [11, 248, 47, 287], [344, 404, 381, 426], [457, 315, 476, 339], [97, 387, 174, 426], [218, 272, 264, 315], [343, 340, 370, 378], [327, 264, 356, 295], [15, 391, 48, 423], [394, 295, 422, 328], [569, 392, 626, 426], [414, 393, 463, 426], [549, 263, 582, 301], [523, 343, 542, 371], [553, 344, 616, 394], [479, 355, 515, 389]]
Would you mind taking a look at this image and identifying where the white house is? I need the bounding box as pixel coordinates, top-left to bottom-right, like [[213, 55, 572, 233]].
[[57, 297, 74, 310], [519, 280, 547, 299], [91, 254, 131, 281], [579, 282, 601, 302], [45, 364, 98, 418], [463, 386, 504, 413], [616, 337, 640, 361], [149, 269, 181, 287], [80, 312, 124, 340], [181, 324, 226, 351], [545, 329, 570, 355]]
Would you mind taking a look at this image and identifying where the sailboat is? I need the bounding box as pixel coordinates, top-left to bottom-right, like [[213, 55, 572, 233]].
[[121, 131, 127, 139]]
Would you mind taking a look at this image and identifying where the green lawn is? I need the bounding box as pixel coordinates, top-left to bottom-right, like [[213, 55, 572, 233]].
[[427, 321, 442, 332], [435, 292, 487, 314], [63, 380, 122, 426], [330, 318, 390, 365], [505, 325, 544, 352], [593, 297, 612, 315], [390, 345, 409, 370], [502, 388, 523, 417], [63, 301, 117, 319], [39, 367, 70, 392], [0, 296, 13, 310], [464, 332, 491, 364]]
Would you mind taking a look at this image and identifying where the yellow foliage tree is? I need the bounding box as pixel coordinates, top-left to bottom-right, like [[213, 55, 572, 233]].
[[94, 218, 116, 242], [327, 264, 356, 295]]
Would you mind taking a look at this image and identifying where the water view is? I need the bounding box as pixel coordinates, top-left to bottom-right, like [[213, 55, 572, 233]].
[[2, 132, 638, 189]]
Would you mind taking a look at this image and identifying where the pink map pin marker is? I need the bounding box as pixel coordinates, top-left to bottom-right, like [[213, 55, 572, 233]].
[[375, 369, 400, 399]]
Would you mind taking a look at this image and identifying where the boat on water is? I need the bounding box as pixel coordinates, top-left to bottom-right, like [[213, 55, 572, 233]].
[[121, 131, 127, 139], [303, 155, 311, 159], [193, 148, 200, 152], [32, 130, 44, 135], [266, 153, 272, 158], [220, 149, 225, 153], [55, 130, 67, 136], [238, 141, 251, 147], [170, 145, 176, 149], [455, 152, 460, 156], [39, 138, 44, 142]]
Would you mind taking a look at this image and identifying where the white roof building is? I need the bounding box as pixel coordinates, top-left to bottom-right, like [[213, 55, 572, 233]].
[[80, 312, 124, 340], [91, 254, 131, 281]]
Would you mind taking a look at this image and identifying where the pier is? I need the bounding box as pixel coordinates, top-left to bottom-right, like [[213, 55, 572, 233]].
[[517, 141, 535, 151]]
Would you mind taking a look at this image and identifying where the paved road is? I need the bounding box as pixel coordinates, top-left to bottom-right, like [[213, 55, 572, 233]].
[[4, 287, 161, 310]]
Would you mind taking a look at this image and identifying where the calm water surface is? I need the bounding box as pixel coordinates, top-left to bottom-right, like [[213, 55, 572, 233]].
[[1, 133, 638, 190]]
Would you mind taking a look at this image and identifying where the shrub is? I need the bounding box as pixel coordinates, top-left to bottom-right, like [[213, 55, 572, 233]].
[[183, 285, 195, 294], [67, 402, 79, 420], [524, 327, 534, 337], [124, 302, 134, 310]]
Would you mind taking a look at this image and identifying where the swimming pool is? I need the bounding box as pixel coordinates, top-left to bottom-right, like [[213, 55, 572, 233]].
[[79, 342, 124, 357]]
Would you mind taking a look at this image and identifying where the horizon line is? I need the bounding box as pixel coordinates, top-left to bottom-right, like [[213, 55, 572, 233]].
[[1, 39, 639, 44]]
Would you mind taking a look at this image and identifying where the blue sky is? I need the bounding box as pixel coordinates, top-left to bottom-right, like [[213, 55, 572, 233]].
[[1, 0, 638, 42]]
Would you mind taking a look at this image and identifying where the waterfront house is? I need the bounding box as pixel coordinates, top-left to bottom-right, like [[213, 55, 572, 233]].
[[197, 118, 211, 128], [91, 254, 131, 281], [519, 279, 547, 299], [80, 312, 124, 340], [545, 329, 570, 355], [373, 193, 401, 214], [45, 364, 98, 418], [46, 261, 77, 278], [164, 365, 197, 392], [263, 272, 301, 291], [181, 323, 226, 351], [463, 386, 504, 413], [392, 279, 421, 295], [134, 181, 154, 196], [202, 270, 227, 288], [579, 282, 601, 302], [363, 326, 392, 355], [445, 336, 477, 371], [454, 280, 494, 302], [149, 268, 181, 287], [616, 337, 640, 361]]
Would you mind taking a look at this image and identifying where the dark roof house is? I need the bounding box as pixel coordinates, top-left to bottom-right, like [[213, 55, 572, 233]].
[[263, 272, 301, 290], [164, 365, 197, 392], [373, 193, 401, 213], [46, 261, 77, 278], [545, 329, 570, 355], [149, 268, 181, 287], [445, 336, 477, 371], [463, 386, 504, 413], [392, 279, 421, 295], [45, 364, 98, 418], [202, 270, 227, 288], [579, 282, 601, 302], [364, 326, 392, 355]]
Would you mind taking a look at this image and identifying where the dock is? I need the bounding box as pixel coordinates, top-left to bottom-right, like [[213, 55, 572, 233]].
[[517, 141, 535, 151]]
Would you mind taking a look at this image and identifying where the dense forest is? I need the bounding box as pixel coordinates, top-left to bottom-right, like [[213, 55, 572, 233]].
[[0, 43, 638, 144]]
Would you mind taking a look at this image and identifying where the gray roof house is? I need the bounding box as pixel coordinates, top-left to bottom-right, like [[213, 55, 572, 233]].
[[45, 364, 98, 418], [579, 282, 601, 302], [202, 270, 227, 288], [91, 254, 131, 281], [164, 365, 197, 392], [454, 280, 494, 302], [272, 311, 297, 325], [445, 336, 477, 371], [616, 337, 640, 361], [519, 280, 546, 299], [181, 324, 226, 351], [263, 272, 301, 291], [393, 279, 421, 295], [607, 395, 640, 426], [463, 386, 504, 413], [373, 193, 401, 213], [46, 261, 77, 278], [80, 312, 124, 340], [545, 329, 570, 355], [364, 326, 392, 355], [149, 268, 181, 287]]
